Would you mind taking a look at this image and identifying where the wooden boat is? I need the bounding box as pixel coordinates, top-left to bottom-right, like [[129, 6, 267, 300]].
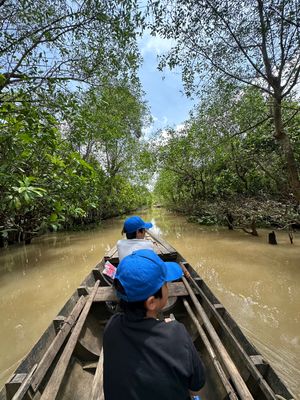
[[0, 233, 295, 400]]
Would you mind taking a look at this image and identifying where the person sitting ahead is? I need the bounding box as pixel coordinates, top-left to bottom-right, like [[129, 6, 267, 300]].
[[117, 215, 154, 261], [103, 249, 206, 400]]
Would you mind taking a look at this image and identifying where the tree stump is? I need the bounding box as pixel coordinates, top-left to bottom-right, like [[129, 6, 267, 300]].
[[268, 231, 277, 245], [226, 212, 234, 230]]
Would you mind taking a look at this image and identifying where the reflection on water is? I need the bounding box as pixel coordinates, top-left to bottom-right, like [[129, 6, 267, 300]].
[[0, 209, 299, 397]]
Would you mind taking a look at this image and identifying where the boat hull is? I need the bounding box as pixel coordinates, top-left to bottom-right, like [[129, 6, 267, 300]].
[[0, 234, 294, 400]]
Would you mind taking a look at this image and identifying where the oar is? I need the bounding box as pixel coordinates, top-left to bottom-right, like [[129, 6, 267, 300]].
[[183, 298, 238, 400], [40, 280, 100, 400], [182, 276, 255, 400]]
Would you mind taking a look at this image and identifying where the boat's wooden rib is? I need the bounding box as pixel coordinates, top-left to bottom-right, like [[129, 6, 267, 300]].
[[150, 234, 177, 257], [0, 232, 295, 400]]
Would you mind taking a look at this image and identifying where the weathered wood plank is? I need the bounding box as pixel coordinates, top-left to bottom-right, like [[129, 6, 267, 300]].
[[93, 282, 188, 302], [90, 349, 104, 400], [11, 364, 37, 400], [152, 241, 168, 256], [182, 277, 254, 400], [104, 246, 117, 260], [191, 277, 280, 400], [183, 299, 238, 400], [39, 281, 100, 400], [148, 232, 177, 255], [213, 304, 224, 309], [250, 355, 265, 365], [53, 316, 65, 334], [31, 296, 87, 392], [5, 374, 28, 400], [82, 362, 98, 372]]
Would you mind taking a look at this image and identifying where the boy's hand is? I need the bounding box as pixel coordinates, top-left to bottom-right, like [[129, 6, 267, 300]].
[[184, 269, 191, 279], [180, 262, 191, 279], [164, 313, 175, 323]]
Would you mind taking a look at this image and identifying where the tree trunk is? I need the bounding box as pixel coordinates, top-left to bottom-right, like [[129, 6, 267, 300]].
[[268, 231, 277, 245], [226, 212, 234, 230], [273, 97, 300, 201]]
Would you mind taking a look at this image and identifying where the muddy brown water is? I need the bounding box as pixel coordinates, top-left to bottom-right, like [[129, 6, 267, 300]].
[[0, 209, 299, 397]]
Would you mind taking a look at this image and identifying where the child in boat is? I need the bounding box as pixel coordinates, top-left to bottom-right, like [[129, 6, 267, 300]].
[[103, 249, 206, 400], [117, 215, 154, 261], [117, 215, 191, 278]]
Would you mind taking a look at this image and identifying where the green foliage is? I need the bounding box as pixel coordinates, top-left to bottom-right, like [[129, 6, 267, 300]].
[[149, 0, 299, 98], [149, 0, 300, 200], [1, 0, 142, 100], [154, 83, 300, 226], [0, 101, 92, 240], [0, 93, 152, 245], [65, 84, 151, 178], [0, 1, 153, 246]]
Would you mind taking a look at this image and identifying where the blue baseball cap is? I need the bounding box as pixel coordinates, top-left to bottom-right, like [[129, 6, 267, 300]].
[[115, 249, 183, 302], [123, 216, 153, 234]]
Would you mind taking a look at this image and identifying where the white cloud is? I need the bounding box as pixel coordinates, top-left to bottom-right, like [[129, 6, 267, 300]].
[[139, 30, 176, 57], [160, 129, 170, 139], [141, 125, 156, 138], [142, 114, 170, 139], [175, 123, 185, 132]]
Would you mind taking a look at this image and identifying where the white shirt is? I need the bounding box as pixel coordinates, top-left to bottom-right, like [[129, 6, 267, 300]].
[[117, 239, 154, 262]]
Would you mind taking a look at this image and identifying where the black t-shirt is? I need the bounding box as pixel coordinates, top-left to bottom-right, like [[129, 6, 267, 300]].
[[103, 313, 205, 400]]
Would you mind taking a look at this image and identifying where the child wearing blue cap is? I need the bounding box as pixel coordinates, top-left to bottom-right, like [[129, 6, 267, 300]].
[[103, 249, 206, 400], [117, 215, 155, 261]]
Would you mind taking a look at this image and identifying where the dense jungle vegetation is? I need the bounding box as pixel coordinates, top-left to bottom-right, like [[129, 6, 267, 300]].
[[151, 0, 300, 233], [1, 0, 299, 245], [0, 0, 153, 246], [153, 83, 300, 232]]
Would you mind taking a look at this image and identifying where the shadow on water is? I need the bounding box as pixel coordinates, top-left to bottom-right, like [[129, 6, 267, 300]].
[[0, 208, 299, 397]]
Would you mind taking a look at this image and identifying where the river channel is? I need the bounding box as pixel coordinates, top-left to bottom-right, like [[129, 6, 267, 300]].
[[0, 208, 299, 397]]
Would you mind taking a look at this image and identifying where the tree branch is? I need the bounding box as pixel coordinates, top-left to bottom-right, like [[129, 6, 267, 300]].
[[283, 109, 300, 127], [206, 0, 268, 81], [230, 115, 271, 137], [256, 0, 274, 83], [187, 42, 273, 95], [270, 5, 300, 29]]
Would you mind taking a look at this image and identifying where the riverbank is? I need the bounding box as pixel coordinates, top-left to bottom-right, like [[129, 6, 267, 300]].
[[171, 196, 300, 236]]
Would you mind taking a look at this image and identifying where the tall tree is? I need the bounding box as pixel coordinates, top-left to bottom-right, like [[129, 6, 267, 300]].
[[149, 0, 300, 200], [66, 83, 150, 177], [0, 0, 142, 100]]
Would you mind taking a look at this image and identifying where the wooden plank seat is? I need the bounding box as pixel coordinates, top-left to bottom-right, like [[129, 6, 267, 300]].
[[80, 282, 189, 302]]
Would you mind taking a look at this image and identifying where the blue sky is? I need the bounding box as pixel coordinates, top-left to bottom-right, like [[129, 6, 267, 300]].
[[138, 30, 196, 137]]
